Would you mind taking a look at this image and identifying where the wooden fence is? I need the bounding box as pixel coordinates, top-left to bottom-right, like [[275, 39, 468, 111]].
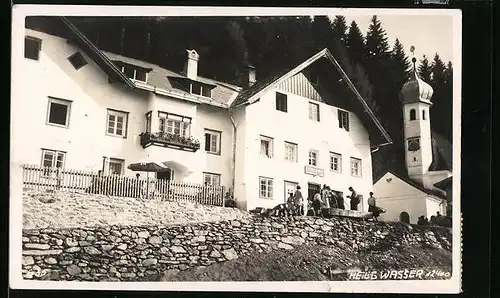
[[21, 164, 225, 206]]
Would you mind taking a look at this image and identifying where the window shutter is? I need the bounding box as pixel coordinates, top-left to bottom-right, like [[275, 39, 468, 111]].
[[345, 113, 350, 131], [338, 110, 342, 128], [205, 133, 211, 151]]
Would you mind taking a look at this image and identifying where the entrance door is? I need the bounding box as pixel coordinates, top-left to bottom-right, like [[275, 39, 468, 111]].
[[307, 183, 321, 201], [284, 181, 298, 202]]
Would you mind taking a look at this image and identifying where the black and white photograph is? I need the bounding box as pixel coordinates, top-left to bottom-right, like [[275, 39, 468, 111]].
[[10, 5, 462, 293]]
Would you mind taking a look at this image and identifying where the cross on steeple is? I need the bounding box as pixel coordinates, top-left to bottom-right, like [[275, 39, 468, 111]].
[[410, 46, 417, 76]]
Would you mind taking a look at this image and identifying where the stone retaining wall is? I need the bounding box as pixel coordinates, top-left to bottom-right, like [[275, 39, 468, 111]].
[[21, 215, 452, 281]]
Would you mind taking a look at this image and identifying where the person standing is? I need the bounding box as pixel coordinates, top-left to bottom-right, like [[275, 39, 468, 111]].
[[312, 192, 322, 216], [347, 187, 360, 211], [336, 192, 345, 210], [367, 192, 382, 221], [293, 185, 304, 216], [329, 189, 338, 209], [321, 185, 330, 208]]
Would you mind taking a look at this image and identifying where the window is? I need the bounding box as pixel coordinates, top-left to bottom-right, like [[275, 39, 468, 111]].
[[190, 83, 212, 98], [205, 129, 221, 154], [308, 102, 320, 121], [203, 172, 221, 186], [68, 52, 87, 70], [410, 109, 416, 120], [158, 112, 191, 138], [338, 109, 350, 131], [47, 97, 71, 127], [276, 92, 288, 112], [259, 177, 274, 199], [422, 109, 426, 120], [41, 149, 65, 176], [145, 112, 152, 133], [350, 157, 362, 177], [25, 36, 41, 60], [41, 149, 66, 169], [308, 150, 318, 166], [121, 65, 147, 82], [106, 109, 128, 138], [260, 136, 274, 158], [191, 83, 202, 95], [329, 152, 342, 173], [108, 158, 124, 175], [284, 142, 298, 162]]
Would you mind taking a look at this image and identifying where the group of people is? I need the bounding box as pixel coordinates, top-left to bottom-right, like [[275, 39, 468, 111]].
[[265, 184, 385, 221], [417, 211, 450, 227]]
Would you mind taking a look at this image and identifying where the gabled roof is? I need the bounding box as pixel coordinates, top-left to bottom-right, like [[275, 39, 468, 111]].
[[429, 131, 453, 171], [377, 171, 447, 200], [231, 48, 392, 147], [434, 176, 453, 190], [59, 17, 240, 107]]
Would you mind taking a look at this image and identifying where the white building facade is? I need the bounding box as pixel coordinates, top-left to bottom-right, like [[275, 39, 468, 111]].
[[13, 22, 392, 212]]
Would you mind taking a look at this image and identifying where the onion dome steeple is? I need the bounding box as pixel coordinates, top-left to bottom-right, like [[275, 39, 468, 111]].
[[400, 46, 434, 104]]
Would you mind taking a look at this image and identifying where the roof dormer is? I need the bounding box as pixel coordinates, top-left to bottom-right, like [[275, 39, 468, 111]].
[[112, 60, 153, 83]]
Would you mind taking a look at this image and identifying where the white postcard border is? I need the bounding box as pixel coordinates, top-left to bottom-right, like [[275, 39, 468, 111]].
[[10, 5, 462, 293]]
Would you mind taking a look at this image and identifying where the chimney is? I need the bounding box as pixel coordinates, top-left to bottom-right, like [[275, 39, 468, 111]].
[[185, 49, 199, 80], [247, 65, 256, 87]]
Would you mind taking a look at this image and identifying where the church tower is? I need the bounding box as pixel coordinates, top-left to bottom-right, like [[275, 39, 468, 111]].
[[400, 47, 434, 185]]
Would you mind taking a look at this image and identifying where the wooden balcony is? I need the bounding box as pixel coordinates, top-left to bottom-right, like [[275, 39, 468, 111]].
[[139, 132, 201, 152]]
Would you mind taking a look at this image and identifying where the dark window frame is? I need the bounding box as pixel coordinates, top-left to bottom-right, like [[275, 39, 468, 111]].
[[410, 109, 417, 121], [204, 129, 222, 155], [25, 36, 41, 60], [68, 52, 88, 70], [106, 108, 129, 139], [276, 92, 288, 112], [46, 97, 72, 128], [338, 109, 350, 131], [308, 102, 320, 122]]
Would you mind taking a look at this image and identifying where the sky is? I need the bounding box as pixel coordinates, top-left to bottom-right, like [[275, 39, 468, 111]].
[[340, 14, 455, 65]]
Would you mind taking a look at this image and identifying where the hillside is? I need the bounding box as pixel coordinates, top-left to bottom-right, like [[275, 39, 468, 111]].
[[166, 243, 452, 281], [21, 190, 452, 282]]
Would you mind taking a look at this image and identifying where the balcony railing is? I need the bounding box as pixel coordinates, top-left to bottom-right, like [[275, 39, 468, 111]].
[[140, 132, 201, 152]]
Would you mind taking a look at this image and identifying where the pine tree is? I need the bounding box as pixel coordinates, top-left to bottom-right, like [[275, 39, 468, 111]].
[[444, 61, 453, 84], [225, 19, 250, 85], [429, 54, 453, 142], [363, 15, 399, 143], [391, 38, 412, 85], [311, 16, 334, 52], [345, 21, 365, 67], [364, 15, 391, 61], [331, 15, 348, 46], [418, 55, 432, 82], [431, 53, 447, 86]]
